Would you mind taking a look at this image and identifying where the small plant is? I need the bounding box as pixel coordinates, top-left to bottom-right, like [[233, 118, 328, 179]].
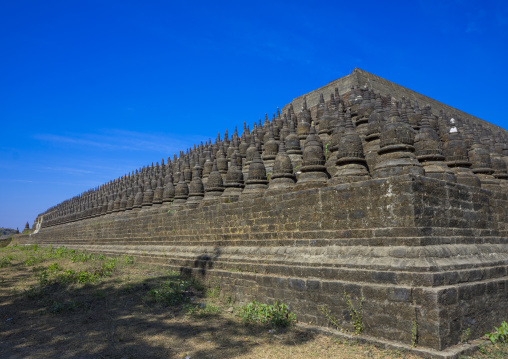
[[100, 258, 117, 276], [24, 255, 44, 266], [47, 262, 62, 273], [293, 165, 301, 174], [184, 303, 221, 317], [319, 304, 342, 331], [344, 291, 364, 335], [49, 246, 73, 259], [486, 321, 508, 344], [24, 285, 46, 299], [411, 320, 418, 347], [38, 270, 49, 286], [460, 327, 471, 344], [48, 300, 80, 313], [148, 276, 193, 305], [58, 270, 77, 283], [123, 255, 134, 265], [325, 142, 331, 161], [71, 251, 96, 263], [0, 255, 13, 268], [206, 284, 221, 299], [238, 300, 296, 328], [77, 271, 99, 283], [266, 172, 272, 182]]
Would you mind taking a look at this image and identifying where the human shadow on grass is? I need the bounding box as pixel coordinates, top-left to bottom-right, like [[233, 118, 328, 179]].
[[0, 269, 314, 359]]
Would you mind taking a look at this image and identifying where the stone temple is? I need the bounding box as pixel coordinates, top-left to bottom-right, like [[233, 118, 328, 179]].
[[27, 68, 508, 356]]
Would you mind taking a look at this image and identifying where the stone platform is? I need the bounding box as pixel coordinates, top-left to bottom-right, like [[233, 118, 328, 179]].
[[30, 174, 508, 355]]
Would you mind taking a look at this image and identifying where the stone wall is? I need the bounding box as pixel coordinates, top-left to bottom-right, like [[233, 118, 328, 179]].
[[26, 68, 508, 356], [30, 174, 508, 352]]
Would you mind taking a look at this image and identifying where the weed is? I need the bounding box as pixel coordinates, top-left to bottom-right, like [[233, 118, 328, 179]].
[[189, 276, 205, 291], [486, 321, 508, 344], [238, 300, 296, 328], [460, 327, 471, 344], [24, 255, 44, 266], [293, 165, 300, 174], [100, 258, 117, 276], [319, 304, 342, 331], [48, 300, 81, 313], [411, 320, 418, 347], [148, 276, 193, 305], [123, 255, 134, 265], [184, 303, 221, 317], [0, 256, 13, 267], [38, 271, 49, 286], [325, 142, 331, 161], [77, 271, 99, 283], [58, 270, 77, 283], [71, 252, 96, 263], [206, 284, 221, 299], [49, 246, 74, 259], [20, 244, 39, 252], [266, 172, 272, 182], [344, 291, 364, 335], [47, 262, 62, 273], [24, 285, 46, 299]]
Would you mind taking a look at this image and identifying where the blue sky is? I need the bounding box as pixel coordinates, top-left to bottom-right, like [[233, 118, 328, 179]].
[[1, 0, 507, 230]]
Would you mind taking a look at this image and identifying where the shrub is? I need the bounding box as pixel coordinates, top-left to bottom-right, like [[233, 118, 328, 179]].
[[238, 300, 296, 328], [486, 321, 508, 344]]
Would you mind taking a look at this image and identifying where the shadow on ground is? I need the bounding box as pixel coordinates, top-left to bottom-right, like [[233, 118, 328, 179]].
[[0, 260, 314, 359]]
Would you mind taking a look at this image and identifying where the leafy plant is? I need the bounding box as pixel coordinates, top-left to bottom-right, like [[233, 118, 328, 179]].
[[123, 255, 134, 265], [24, 255, 44, 266], [77, 271, 99, 283], [0, 255, 13, 268], [344, 291, 364, 335], [319, 304, 342, 331], [206, 284, 221, 299], [148, 276, 193, 305], [460, 327, 471, 344], [238, 300, 296, 328], [47, 262, 62, 273], [411, 320, 418, 347], [486, 321, 508, 344]]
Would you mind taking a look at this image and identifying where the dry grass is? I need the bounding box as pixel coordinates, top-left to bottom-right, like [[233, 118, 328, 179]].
[[0, 244, 507, 359]]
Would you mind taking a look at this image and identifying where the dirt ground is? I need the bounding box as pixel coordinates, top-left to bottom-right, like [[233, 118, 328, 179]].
[[0, 244, 506, 359]]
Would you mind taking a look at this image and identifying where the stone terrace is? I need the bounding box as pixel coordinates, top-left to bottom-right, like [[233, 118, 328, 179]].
[[29, 69, 508, 357]]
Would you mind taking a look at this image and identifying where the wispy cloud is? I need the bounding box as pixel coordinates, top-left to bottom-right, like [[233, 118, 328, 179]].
[[38, 166, 95, 176], [33, 129, 202, 154], [465, 21, 481, 34]]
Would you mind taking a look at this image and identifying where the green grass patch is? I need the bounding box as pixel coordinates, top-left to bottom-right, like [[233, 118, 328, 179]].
[[238, 300, 296, 328]]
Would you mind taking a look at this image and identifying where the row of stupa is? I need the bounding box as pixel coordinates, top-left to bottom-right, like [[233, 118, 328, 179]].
[[38, 86, 508, 227]]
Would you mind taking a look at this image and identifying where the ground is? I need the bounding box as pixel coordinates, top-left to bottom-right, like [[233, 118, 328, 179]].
[[0, 243, 506, 359]]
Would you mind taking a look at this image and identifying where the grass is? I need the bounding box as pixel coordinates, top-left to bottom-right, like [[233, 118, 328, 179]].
[[0, 244, 507, 358]]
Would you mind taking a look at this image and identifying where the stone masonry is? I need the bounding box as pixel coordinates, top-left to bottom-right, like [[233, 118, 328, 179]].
[[29, 69, 508, 356]]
